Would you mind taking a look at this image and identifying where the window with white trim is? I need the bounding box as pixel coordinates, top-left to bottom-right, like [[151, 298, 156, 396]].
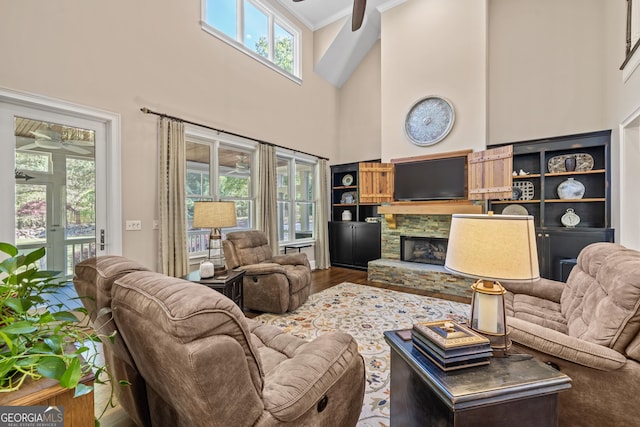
[[276, 151, 316, 244], [185, 134, 256, 258], [202, 0, 301, 81]]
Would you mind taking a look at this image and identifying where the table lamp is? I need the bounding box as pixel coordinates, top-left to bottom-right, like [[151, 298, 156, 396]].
[[444, 212, 539, 356], [193, 201, 237, 275]]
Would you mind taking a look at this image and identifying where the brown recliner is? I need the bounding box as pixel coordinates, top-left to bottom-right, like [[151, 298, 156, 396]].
[[74, 256, 152, 426], [502, 242, 640, 427], [74, 256, 365, 427], [223, 230, 311, 313]]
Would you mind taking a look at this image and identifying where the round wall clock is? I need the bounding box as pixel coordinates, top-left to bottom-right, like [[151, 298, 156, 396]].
[[405, 96, 455, 146]]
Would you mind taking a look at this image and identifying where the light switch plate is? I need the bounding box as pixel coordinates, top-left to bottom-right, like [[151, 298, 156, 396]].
[[125, 220, 142, 231]]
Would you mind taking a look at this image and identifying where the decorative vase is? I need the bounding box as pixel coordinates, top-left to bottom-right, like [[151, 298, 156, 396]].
[[342, 210, 352, 221], [557, 177, 585, 199], [199, 260, 215, 278], [564, 156, 577, 172]]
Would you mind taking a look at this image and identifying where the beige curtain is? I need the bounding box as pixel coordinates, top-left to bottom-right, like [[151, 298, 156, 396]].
[[314, 158, 330, 269], [158, 117, 188, 276], [258, 144, 279, 254]]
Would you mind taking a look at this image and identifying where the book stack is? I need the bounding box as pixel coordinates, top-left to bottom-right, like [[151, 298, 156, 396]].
[[412, 320, 493, 371]]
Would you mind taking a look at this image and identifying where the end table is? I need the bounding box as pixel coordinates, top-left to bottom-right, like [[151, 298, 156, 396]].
[[182, 269, 245, 309], [384, 330, 571, 427]]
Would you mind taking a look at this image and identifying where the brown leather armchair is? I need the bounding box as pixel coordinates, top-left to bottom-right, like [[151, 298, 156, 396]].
[[74, 256, 365, 427], [223, 230, 311, 313], [502, 242, 640, 427]]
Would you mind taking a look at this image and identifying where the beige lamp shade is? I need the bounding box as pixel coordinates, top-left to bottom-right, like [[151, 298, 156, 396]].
[[193, 201, 237, 230], [444, 213, 540, 282]]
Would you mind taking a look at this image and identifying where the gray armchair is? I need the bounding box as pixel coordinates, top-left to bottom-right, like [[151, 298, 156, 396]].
[[223, 230, 311, 313], [74, 256, 365, 427], [502, 242, 640, 427]]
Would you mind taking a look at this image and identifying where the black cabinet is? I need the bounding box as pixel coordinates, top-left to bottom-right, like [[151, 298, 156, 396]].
[[329, 222, 381, 270], [489, 130, 614, 281], [537, 228, 615, 281]]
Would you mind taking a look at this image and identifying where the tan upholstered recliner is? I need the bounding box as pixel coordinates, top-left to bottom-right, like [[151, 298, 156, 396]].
[[223, 230, 311, 313], [74, 256, 365, 427], [502, 242, 640, 427]]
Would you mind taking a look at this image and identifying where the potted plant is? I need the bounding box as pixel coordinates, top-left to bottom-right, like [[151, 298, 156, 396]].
[[0, 242, 106, 398]]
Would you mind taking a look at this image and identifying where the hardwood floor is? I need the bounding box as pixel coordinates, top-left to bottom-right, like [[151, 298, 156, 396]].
[[95, 266, 469, 426]]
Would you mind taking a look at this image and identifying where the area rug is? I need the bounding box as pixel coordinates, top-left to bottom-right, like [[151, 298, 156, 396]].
[[255, 282, 470, 427]]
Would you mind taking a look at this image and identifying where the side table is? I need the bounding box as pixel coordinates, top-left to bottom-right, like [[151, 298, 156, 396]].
[[182, 269, 245, 309], [384, 330, 571, 427]]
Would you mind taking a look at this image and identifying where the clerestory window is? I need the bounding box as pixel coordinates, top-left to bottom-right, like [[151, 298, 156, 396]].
[[202, 0, 301, 82]]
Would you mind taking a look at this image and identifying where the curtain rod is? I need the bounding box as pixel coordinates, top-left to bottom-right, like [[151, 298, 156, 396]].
[[140, 107, 329, 161]]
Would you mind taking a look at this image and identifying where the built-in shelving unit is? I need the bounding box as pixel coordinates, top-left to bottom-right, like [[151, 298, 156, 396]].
[[489, 130, 614, 281]]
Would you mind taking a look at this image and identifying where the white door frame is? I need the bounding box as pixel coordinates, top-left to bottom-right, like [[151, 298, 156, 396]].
[[0, 87, 122, 255], [619, 104, 640, 251]]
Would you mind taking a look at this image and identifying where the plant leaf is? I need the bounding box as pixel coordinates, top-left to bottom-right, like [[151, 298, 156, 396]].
[[44, 336, 63, 353], [52, 311, 79, 323], [23, 246, 46, 266], [5, 298, 32, 314], [2, 320, 37, 335], [0, 331, 14, 352], [58, 357, 82, 388], [0, 242, 18, 257], [37, 356, 66, 379], [74, 382, 93, 397]]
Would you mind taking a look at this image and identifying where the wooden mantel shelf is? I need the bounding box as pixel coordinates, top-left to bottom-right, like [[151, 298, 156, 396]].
[[377, 200, 483, 228]]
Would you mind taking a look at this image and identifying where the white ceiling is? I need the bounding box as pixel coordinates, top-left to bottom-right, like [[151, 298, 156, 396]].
[[276, 0, 404, 31]]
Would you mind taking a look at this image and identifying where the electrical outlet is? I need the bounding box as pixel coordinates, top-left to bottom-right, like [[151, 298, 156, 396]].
[[125, 220, 142, 231]]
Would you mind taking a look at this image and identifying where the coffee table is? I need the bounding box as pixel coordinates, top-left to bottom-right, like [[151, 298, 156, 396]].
[[384, 330, 571, 427]]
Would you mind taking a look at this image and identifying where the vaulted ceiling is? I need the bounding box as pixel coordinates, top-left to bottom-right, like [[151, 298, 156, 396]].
[[276, 0, 407, 87]]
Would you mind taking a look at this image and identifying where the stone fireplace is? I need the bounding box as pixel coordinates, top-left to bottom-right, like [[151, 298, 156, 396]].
[[400, 236, 448, 265], [368, 213, 474, 300]]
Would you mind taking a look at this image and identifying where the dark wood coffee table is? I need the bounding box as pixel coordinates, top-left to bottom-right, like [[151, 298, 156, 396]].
[[182, 269, 245, 308], [384, 330, 571, 427]]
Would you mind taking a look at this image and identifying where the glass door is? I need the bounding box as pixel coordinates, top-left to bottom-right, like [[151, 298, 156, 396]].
[[11, 114, 100, 278]]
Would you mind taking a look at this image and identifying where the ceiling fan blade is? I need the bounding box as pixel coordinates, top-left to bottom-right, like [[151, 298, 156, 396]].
[[352, 0, 366, 31], [29, 130, 52, 140], [63, 144, 90, 155], [18, 143, 39, 151]]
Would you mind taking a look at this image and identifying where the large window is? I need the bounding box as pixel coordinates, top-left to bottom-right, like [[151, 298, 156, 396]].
[[186, 135, 256, 258], [277, 152, 316, 244], [202, 0, 301, 81]]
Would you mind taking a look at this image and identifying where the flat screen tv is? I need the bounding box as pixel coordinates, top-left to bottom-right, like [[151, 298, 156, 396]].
[[394, 156, 467, 201]]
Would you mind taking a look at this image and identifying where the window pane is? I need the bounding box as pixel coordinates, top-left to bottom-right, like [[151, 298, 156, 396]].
[[16, 151, 49, 173], [295, 202, 314, 239], [274, 23, 294, 73], [206, 0, 237, 39], [66, 157, 95, 239], [219, 147, 251, 197], [244, 0, 268, 58], [15, 184, 47, 244], [277, 157, 289, 201], [233, 199, 251, 229], [295, 162, 313, 201], [277, 200, 290, 241]]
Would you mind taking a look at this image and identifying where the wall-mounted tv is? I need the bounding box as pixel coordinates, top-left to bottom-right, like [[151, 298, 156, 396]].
[[394, 156, 467, 201]]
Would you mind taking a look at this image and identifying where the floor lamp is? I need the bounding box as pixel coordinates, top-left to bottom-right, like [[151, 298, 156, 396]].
[[193, 201, 237, 276], [445, 212, 540, 356]]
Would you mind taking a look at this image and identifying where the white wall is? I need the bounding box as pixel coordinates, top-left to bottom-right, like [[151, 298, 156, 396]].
[[604, 1, 640, 248], [0, 0, 338, 268], [488, 0, 606, 144], [380, 0, 489, 161]]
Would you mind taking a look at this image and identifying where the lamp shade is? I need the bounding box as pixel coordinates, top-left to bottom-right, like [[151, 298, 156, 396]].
[[445, 214, 539, 282], [193, 201, 237, 229]]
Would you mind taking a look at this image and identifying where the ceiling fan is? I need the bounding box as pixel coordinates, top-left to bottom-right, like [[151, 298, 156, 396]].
[[293, 0, 367, 31], [20, 129, 92, 155]]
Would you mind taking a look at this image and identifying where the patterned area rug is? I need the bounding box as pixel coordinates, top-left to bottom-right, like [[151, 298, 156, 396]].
[[255, 282, 470, 427]]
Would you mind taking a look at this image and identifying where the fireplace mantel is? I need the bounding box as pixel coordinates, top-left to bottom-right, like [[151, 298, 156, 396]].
[[378, 201, 483, 228]]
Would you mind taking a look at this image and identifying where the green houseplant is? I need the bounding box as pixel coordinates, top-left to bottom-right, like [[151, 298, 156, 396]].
[[0, 242, 104, 398]]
